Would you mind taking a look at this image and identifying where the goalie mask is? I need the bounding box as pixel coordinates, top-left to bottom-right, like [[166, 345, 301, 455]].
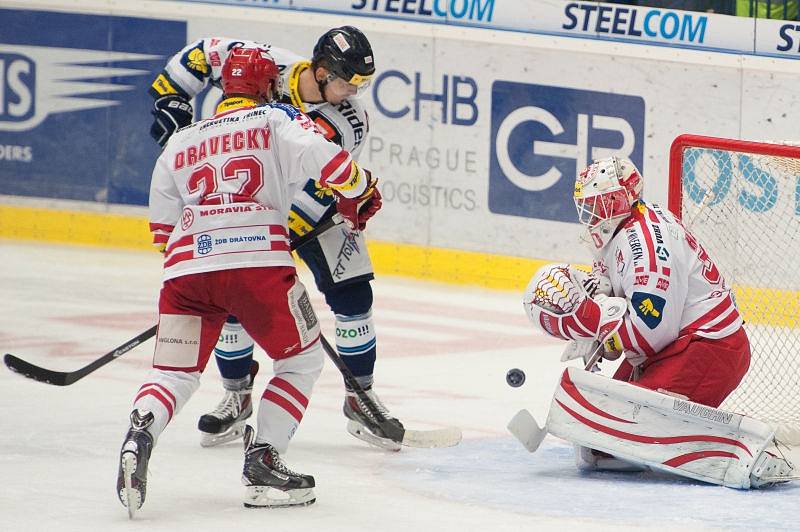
[[574, 156, 642, 251]]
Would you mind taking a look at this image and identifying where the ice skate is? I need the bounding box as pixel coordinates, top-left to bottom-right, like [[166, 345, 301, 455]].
[[343, 388, 402, 452], [198, 362, 258, 447], [116, 410, 155, 519], [241, 425, 316, 508]]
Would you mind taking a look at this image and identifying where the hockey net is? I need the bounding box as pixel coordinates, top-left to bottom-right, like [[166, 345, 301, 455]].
[[669, 134, 800, 445]]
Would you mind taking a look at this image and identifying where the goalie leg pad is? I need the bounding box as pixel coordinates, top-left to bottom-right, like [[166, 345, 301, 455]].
[[545, 367, 793, 489]]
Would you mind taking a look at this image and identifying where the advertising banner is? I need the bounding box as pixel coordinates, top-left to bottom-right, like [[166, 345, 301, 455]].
[[0, 9, 186, 204], [178, 0, 794, 58], [2, 1, 799, 266]]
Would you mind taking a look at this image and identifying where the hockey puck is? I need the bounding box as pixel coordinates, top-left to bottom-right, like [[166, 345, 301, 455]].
[[506, 368, 526, 388]]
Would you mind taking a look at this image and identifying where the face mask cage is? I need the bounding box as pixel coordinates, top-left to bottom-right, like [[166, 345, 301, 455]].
[[574, 187, 631, 229]]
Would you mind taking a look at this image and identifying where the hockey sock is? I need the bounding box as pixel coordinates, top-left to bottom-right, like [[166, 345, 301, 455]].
[[335, 311, 377, 390], [132, 369, 201, 439], [214, 317, 255, 381], [256, 344, 323, 453]]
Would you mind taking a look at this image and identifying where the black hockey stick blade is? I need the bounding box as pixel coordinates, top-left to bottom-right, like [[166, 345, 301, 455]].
[[4, 325, 158, 386], [318, 335, 461, 448]]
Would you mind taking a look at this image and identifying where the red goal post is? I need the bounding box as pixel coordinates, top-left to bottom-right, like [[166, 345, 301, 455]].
[[668, 134, 800, 445]]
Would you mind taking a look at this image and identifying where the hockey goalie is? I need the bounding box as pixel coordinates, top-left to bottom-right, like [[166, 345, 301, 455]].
[[515, 156, 794, 489]]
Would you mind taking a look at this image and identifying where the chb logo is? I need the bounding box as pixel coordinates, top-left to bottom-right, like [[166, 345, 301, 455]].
[[489, 82, 645, 222]]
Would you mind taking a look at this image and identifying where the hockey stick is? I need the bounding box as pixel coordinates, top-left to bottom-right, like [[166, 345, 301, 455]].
[[507, 344, 606, 453], [318, 334, 462, 449], [4, 214, 345, 386], [4, 325, 158, 386]]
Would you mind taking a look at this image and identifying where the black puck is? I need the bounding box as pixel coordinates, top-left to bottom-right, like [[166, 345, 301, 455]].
[[506, 368, 526, 388]]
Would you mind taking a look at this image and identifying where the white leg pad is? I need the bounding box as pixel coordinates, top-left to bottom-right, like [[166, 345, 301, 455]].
[[545, 367, 793, 489]]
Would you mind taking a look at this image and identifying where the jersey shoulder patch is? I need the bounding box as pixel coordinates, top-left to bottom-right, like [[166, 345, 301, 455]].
[[181, 45, 209, 81], [266, 102, 303, 119], [631, 291, 666, 329]]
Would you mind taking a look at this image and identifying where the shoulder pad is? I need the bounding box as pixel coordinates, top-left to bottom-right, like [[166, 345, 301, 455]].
[[266, 102, 303, 119]]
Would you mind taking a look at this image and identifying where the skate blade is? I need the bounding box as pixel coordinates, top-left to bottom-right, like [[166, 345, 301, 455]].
[[346, 420, 401, 452], [200, 422, 246, 447], [401, 427, 462, 448], [243, 485, 316, 508], [120, 452, 141, 519]]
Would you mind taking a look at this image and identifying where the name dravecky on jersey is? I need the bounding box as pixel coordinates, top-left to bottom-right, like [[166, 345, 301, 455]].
[[173, 127, 270, 169]]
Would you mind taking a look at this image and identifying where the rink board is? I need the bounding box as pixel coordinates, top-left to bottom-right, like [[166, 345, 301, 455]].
[[1, 0, 799, 281]]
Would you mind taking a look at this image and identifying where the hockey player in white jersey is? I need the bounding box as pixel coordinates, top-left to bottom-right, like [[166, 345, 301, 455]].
[[117, 47, 381, 516], [148, 28, 400, 450], [516, 156, 794, 488]]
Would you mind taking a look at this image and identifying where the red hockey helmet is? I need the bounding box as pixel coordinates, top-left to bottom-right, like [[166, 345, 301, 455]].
[[221, 47, 281, 102]]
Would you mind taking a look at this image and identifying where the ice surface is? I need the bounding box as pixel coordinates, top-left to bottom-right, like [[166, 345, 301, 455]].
[[1, 241, 798, 531]]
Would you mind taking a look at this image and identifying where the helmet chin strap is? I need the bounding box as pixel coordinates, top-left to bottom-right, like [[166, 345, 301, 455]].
[[316, 72, 336, 104]]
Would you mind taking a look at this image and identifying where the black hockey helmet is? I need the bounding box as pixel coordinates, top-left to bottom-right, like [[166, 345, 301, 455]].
[[312, 26, 375, 87]]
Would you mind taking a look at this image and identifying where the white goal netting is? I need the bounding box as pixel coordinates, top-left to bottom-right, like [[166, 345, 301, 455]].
[[670, 135, 800, 444]]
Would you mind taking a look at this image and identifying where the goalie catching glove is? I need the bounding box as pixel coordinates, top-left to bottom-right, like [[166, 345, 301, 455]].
[[523, 263, 626, 346], [150, 95, 194, 147], [333, 168, 382, 231]]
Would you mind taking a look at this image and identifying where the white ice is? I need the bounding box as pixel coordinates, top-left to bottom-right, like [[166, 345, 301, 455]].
[[1, 241, 798, 532]]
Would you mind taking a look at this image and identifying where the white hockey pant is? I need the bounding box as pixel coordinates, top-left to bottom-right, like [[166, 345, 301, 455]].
[[546, 367, 791, 489]]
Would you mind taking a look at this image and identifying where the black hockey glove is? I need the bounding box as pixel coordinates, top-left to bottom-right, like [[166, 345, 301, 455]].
[[150, 95, 193, 147]]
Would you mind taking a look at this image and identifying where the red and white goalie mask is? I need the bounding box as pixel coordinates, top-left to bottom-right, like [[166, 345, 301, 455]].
[[523, 263, 626, 343], [574, 156, 643, 251]]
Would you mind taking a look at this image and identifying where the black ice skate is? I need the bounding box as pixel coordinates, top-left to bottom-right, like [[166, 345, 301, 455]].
[[343, 388, 403, 452], [198, 361, 258, 447], [241, 425, 315, 508], [117, 410, 155, 519]]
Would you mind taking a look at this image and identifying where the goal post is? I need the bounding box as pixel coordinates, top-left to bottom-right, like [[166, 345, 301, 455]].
[[668, 134, 800, 444]]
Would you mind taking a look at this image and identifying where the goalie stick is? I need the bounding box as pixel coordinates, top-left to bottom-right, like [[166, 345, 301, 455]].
[[507, 344, 604, 453], [4, 214, 345, 386], [319, 334, 462, 449]]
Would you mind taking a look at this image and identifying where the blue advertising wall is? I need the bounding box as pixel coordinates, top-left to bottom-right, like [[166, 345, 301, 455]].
[[0, 9, 186, 205], [1, 0, 799, 284]]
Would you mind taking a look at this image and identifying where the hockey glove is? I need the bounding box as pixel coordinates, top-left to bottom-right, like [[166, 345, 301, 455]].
[[150, 95, 193, 147], [334, 171, 382, 231]]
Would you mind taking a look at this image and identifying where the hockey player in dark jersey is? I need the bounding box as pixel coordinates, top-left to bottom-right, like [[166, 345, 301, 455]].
[[147, 27, 401, 451]]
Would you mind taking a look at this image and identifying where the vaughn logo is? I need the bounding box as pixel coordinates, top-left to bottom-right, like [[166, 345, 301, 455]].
[[673, 399, 734, 424], [0, 44, 159, 131]]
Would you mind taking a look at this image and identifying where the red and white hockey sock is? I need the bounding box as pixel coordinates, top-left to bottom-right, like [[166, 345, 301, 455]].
[[132, 369, 201, 439], [256, 344, 323, 453]]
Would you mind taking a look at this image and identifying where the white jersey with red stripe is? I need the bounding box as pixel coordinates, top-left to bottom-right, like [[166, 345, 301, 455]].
[[594, 201, 742, 361], [151, 37, 367, 158], [150, 37, 369, 235], [149, 102, 366, 281]]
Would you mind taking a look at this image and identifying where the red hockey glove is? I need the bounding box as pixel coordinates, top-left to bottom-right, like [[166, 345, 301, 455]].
[[334, 172, 382, 231]]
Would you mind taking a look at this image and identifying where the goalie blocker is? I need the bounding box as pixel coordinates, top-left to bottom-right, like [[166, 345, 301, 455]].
[[545, 367, 794, 488]]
